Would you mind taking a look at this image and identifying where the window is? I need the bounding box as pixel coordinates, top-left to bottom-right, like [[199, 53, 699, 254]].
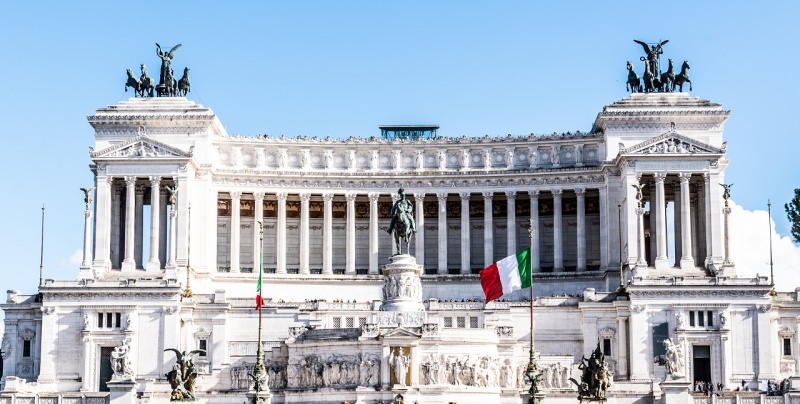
[[359, 317, 366, 327], [469, 317, 478, 328], [22, 340, 31, 357], [346, 317, 354, 328], [706, 311, 713, 327], [784, 338, 792, 356], [97, 312, 122, 329], [199, 339, 208, 356], [689, 311, 695, 327], [698, 311, 704, 327], [332, 317, 341, 328], [443, 317, 453, 328], [603, 338, 612, 356], [457, 317, 465, 328]]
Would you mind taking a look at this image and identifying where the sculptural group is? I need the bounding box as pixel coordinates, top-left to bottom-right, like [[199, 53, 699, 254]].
[[164, 348, 206, 401], [627, 39, 692, 93], [125, 44, 191, 98], [570, 343, 613, 399]]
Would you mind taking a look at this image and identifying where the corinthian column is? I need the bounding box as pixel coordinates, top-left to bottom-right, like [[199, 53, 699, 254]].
[[437, 192, 448, 275], [529, 190, 540, 272], [230, 191, 241, 273], [414, 193, 425, 266], [575, 188, 586, 271], [654, 173, 669, 269], [146, 176, 162, 272], [483, 192, 494, 267], [346, 193, 356, 275], [679, 173, 695, 270], [323, 193, 333, 275], [121, 176, 137, 272], [276, 192, 287, 274], [299, 192, 310, 275], [460, 192, 471, 274], [368, 192, 380, 274], [506, 192, 517, 256], [553, 189, 563, 271], [253, 192, 265, 271]]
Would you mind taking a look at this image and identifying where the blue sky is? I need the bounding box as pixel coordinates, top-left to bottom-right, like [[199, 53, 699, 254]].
[[1, 1, 799, 294]]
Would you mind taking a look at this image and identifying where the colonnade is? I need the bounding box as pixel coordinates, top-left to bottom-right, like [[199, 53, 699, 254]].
[[216, 188, 610, 275]]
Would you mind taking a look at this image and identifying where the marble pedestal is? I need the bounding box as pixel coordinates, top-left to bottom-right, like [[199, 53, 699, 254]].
[[660, 379, 692, 404], [106, 378, 137, 404], [379, 254, 424, 313]]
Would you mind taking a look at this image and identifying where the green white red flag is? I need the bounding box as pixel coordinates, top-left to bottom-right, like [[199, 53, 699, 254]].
[[479, 248, 532, 302]]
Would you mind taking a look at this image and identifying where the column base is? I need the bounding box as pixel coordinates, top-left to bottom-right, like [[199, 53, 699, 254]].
[[633, 263, 649, 279], [679, 257, 695, 270], [78, 266, 94, 280], [121, 260, 137, 272], [145, 260, 161, 272], [654, 257, 670, 270]]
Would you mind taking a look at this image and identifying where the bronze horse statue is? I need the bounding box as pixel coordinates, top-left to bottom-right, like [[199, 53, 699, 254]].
[[125, 69, 141, 96], [178, 67, 191, 96], [626, 61, 641, 93], [139, 64, 154, 97], [673, 60, 692, 92], [642, 60, 655, 93], [659, 59, 675, 92]]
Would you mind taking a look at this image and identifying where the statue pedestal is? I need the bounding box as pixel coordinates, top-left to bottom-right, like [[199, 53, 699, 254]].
[[379, 254, 424, 313], [246, 391, 273, 404], [660, 379, 692, 404], [106, 379, 138, 404]]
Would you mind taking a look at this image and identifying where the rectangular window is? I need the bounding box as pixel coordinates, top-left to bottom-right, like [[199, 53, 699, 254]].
[[346, 317, 354, 328], [115, 313, 122, 328], [444, 317, 453, 328], [784, 338, 792, 356], [199, 339, 207, 356], [98, 313, 104, 328], [469, 317, 478, 328], [457, 317, 465, 328], [107, 313, 113, 328], [333, 317, 341, 328], [603, 338, 612, 356], [707, 311, 713, 327], [359, 317, 366, 327], [689, 311, 695, 327], [698, 311, 704, 327], [22, 340, 31, 357]]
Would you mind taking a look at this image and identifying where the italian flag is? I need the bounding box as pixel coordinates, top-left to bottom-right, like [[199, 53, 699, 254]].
[[255, 252, 264, 310], [479, 248, 532, 302]]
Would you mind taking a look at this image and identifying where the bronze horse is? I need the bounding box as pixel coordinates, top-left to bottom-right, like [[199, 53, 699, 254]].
[[178, 67, 191, 96], [642, 60, 655, 93], [660, 59, 675, 92], [673, 60, 692, 92], [626, 61, 641, 93], [139, 64, 154, 97], [125, 69, 141, 96]]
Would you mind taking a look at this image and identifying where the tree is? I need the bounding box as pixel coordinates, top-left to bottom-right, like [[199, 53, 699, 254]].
[[786, 188, 800, 243]]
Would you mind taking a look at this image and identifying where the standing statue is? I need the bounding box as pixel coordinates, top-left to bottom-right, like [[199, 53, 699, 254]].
[[720, 183, 733, 206], [80, 187, 96, 210], [165, 185, 178, 207], [387, 188, 416, 254], [156, 43, 182, 96], [110, 340, 134, 379], [655, 338, 685, 378], [634, 39, 668, 77], [570, 342, 613, 399], [164, 348, 206, 401], [389, 347, 410, 386], [632, 183, 645, 208]]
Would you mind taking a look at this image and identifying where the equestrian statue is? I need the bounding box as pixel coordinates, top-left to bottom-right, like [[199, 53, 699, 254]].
[[387, 188, 416, 255]]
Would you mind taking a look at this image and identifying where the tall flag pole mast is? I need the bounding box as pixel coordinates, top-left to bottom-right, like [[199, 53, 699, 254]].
[[768, 200, 777, 296], [182, 204, 192, 299], [525, 218, 542, 404], [39, 204, 45, 288], [251, 221, 268, 402]]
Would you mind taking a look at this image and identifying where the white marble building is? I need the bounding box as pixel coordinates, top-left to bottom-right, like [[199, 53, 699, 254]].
[[1, 93, 794, 404]]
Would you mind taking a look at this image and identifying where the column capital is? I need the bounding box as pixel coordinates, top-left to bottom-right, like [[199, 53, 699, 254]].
[[322, 193, 334, 202], [528, 189, 540, 198], [368, 192, 380, 202], [459, 192, 470, 200], [345, 193, 358, 203], [148, 176, 162, 186], [413, 193, 426, 201], [679, 173, 692, 182], [253, 192, 265, 200], [552, 189, 563, 198], [230, 191, 242, 200], [654, 172, 667, 182], [505, 191, 516, 200], [124, 176, 137, 186], [436, 192, 448, 202], [482, 191, 493, 200], [703, 172, 711, 182], [106, 176, 115, 186], [574, 188, 586, 196], [276, 192, 288, 201], [299, 192, 311, 202]]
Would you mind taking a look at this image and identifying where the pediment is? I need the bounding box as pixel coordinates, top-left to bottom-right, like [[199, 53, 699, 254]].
[[620, 131, 725, 156], [91, 135, 193, 159], [381, 327, 421, 339]]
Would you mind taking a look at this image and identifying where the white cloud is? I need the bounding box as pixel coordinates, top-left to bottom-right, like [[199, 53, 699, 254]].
[[729, 201, 800, 292], [59, 249, 83, 268]]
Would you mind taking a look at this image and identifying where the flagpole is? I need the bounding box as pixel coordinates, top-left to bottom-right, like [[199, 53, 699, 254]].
[[251, 221, 267, 403], [39, 204, 45, 288], [525, 218, 542, 404], [182, 204, 192, 300], [768, 200, 777, 296]]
